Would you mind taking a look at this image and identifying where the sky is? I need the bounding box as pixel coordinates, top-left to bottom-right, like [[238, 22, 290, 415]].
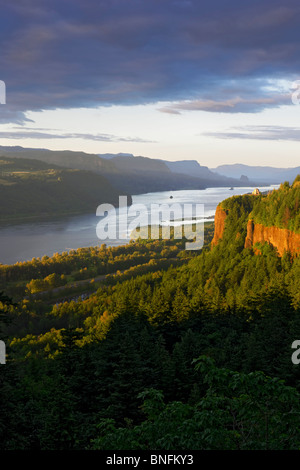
[[1, 0, 300, 168]]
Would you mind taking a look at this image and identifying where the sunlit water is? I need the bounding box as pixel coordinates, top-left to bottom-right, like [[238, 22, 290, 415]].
[[0, 185, 279, 265]]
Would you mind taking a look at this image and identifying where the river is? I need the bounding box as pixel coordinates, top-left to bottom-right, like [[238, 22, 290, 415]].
[[0, 185, 279, 265]]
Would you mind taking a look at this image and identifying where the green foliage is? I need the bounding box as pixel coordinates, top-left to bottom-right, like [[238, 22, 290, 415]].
[[0, 236, 196, 297], [26, 273, 67, 294], [2, 185, 300, 450], [249, 179, 300, 232], [0, 291, 15, 336], [92, 357, 300, 450]]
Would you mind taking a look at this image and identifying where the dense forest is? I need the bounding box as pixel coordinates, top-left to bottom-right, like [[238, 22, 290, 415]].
[[1, 178, 300, 450]]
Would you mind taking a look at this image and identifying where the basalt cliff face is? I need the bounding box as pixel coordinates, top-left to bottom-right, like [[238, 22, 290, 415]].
[[244, 220, 300, 257], [211, 205, 228, 247], [211, 203, 300, 256]]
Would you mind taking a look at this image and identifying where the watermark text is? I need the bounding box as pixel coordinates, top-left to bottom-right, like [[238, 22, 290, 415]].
[[0, 340, 6, 364], [291, 80, 300, 105], [291, 340, 300, 364], [0, 80, 6, 104], [96, 196, 204, 250]]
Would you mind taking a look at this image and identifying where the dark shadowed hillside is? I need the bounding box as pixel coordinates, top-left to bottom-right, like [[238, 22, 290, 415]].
[[0, 157, 128, 224]]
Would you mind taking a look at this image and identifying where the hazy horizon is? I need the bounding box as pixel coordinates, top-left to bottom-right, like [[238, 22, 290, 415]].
[[0, 143, 299, 170]]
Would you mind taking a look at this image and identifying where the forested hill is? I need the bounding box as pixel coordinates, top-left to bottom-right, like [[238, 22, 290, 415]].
[[0, 145, 258, 195], [1, 177, 300, 450], [0, 157, 129, 224], [212, 175, 300, 256]]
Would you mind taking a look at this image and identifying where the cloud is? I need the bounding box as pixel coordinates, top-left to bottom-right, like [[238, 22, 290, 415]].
[[0, 128, 154, 143], [158, 78, 293, 114], [1, 0, 300, 123], [203, 125, 300, 141], [0, 105, 34, 125], [158, 94, 291, 114]]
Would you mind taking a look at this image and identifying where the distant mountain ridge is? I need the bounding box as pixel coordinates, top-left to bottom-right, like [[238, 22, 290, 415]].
[[161, 159, 237, 182], [99, 153, 134, 159], [0, 145, 264, 195], [0, 146, 116, 173], [211, 164, 300, 184]]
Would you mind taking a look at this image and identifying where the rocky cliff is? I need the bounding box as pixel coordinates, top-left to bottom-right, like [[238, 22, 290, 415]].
[[244, 220, 300, 257], [211, 205, 228, 247], [211, 201, 300, 257]]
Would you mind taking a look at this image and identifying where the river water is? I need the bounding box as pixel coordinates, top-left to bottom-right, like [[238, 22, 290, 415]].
[[0, 185, 279, 265]]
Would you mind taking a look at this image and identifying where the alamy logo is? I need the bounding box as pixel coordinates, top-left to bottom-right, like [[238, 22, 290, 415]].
[[0, 340, 6, 364], [96, 196, 204, 250], [291, 80, 300, 105], [0, 81, 6, 104], [291, 340, 300, 364]]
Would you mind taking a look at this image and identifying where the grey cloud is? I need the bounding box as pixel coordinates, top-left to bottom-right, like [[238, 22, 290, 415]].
[[158, 88, 292, 114], [0, 108, 34, 125], [0, 129, 154, 143], [203, 125, 300, 141], [1, 0, 300, 123]]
